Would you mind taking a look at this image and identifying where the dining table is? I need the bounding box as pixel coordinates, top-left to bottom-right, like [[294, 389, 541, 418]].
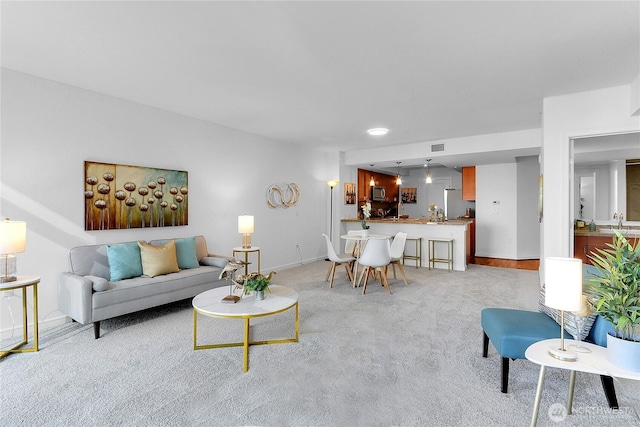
[[340, 233, 392, 287]]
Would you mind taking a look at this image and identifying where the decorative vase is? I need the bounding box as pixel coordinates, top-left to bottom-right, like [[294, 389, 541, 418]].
[[606, 333, 640, 372], [361, 229, 369, 238], [255, 290, 265, 301]]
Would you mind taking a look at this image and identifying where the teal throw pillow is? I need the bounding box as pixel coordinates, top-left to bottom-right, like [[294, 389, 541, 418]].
[[106, 242, 143, 281], [174, 237, 200, 269]]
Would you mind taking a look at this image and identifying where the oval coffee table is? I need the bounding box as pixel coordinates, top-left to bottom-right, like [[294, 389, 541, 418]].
[[192, 284, 299, 373]]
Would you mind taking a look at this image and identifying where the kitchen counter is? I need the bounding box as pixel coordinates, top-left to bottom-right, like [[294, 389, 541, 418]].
[[341, 217, 474, 225], [574, 228, 640, 237], [341, 218, 473, 271]]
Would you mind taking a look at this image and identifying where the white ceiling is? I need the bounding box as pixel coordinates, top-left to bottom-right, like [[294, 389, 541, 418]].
[[2, 1, 639, 165]]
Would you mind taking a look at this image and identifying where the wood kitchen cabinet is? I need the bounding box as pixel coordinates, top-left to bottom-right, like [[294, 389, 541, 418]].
[[357, 168, 398, 202], [462, 166, 476, 201], [574, 234, 614, 265], [467, 220, 476, 265]]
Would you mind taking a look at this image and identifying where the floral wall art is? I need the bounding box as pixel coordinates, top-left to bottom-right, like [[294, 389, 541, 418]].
[[84, 161, 188, 230]]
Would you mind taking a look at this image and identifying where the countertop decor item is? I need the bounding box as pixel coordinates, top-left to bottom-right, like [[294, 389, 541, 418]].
[[361, 201, 371, 230]]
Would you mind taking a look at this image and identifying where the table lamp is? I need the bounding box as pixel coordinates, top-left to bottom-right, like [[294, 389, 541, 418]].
[[545, 257, 583, 361], [0, 218, 27, 283], [238, 215, 254, 248]]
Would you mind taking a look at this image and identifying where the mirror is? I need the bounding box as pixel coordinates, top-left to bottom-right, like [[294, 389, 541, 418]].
[[573, 132, 640, 223]]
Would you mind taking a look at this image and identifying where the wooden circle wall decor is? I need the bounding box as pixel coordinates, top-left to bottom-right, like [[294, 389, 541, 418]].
[[266, 183, 301, 209]]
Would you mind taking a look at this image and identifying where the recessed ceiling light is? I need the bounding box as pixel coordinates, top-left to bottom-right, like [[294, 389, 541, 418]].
[[367, 128, 389, 136]]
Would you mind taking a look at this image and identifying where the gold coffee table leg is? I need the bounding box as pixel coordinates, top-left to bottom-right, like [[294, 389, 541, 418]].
[[243, 318, 250, 373]]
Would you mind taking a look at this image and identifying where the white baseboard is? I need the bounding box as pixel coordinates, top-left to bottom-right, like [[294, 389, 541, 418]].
[[1, 314, 69, 341]]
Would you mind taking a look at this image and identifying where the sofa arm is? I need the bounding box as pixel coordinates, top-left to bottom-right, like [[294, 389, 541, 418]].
[[57, 272, 94, 325]]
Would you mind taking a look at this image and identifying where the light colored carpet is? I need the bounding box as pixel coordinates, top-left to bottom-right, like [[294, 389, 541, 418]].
[[1, 262, 638, 427]]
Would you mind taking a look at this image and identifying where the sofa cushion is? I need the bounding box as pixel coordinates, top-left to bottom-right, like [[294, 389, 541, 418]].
[[200, 256, 228, 268], [106, 242, 143, 282], [138, 240, 180, 277], [85, 275, 109, 292], [538, 285, 596, 341], [91, 266, 222, 310], [174, 237, 200, 269]]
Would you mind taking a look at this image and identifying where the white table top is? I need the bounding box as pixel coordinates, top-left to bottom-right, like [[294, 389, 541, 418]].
[[525, 338, 640, 381], [340, 233, 391, 240], [232, 246, 260, 252], [0, 275, 40, 291], [193, 284, 298, 318]]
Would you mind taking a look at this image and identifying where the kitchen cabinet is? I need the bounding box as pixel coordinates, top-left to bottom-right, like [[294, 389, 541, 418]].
[[467, 220, 476, 265], [462, 166, 476, 201], [574, 235, 589, 264], [574, 234, 613, 265], [357, 169, 399, 202]]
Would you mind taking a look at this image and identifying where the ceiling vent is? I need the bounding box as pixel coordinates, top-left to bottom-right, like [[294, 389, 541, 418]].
[[431, 143, 445, 152]]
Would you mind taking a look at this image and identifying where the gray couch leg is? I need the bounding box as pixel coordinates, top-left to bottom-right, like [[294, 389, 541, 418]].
[[94, 321, 100, 339]]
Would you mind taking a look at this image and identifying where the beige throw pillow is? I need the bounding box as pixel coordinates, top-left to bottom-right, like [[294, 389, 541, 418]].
[[138, 240, 180, 278]]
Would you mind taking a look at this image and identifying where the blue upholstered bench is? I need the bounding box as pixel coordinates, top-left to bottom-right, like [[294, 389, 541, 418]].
[[481, 308, 618, 408]]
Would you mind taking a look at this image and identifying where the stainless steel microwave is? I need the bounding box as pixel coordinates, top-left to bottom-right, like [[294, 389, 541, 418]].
[[372, 185, 386, 201]]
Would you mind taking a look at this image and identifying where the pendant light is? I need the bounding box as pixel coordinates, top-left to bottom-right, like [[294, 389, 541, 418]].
[[396, 162, 402, 185], [369, 164, 375, 186], [425, 159, 432, 184]]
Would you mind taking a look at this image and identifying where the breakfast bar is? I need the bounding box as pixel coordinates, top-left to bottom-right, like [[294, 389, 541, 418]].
[[341, 218, 473, 271]]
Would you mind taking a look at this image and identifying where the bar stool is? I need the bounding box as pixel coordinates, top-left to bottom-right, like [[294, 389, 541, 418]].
[[402, 236, 422, 268], [428, 238, 453, 272]]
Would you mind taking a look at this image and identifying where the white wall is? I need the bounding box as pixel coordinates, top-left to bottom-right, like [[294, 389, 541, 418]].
[[516, 156, 540, 259], [542, 84, 640, 259], [0, 69, 332, 334], [475, 164, 517, 258]]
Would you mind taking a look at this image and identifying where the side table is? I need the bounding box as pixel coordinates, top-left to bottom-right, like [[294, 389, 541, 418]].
[[525, 338, 640, 427], [1, 275, 40, 359], [232, 246, 261, 275]]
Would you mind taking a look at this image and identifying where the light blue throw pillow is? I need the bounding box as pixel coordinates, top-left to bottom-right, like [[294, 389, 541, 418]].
[[106, 242, 143, 281], [174, 237, 200, 269]]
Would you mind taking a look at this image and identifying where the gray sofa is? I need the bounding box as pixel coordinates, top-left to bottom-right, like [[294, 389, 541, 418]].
[[58, 235, 231, 338]]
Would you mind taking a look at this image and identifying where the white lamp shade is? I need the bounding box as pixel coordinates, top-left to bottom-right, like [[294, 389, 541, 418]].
[[0, 220, 26, 254], [238, 215, 254, 234], [545, 257, 582, 311]]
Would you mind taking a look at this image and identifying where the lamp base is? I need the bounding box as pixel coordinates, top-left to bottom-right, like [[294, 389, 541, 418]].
[[241, 233, 252, 249], [548, 346, 578, 362], [1, 254, 17, 283]]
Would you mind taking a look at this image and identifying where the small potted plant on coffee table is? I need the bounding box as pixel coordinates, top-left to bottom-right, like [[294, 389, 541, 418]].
[[245, 275, 271, 301]]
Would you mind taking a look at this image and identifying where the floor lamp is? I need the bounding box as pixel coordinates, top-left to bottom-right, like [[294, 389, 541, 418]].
[[326, 180, 338, 241]]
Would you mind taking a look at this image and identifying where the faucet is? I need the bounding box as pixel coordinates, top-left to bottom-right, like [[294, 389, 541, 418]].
[[613, 213, 624, 229]]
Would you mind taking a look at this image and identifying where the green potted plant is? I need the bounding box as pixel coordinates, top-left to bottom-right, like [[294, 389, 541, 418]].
[[244, 275, 271, 301], [585, 230, 640, 372]]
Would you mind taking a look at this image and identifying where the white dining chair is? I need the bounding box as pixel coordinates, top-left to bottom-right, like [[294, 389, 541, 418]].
[[388, 231, 409, 285], [357, 237, 392, 294], [323, 234, 355, 288]]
